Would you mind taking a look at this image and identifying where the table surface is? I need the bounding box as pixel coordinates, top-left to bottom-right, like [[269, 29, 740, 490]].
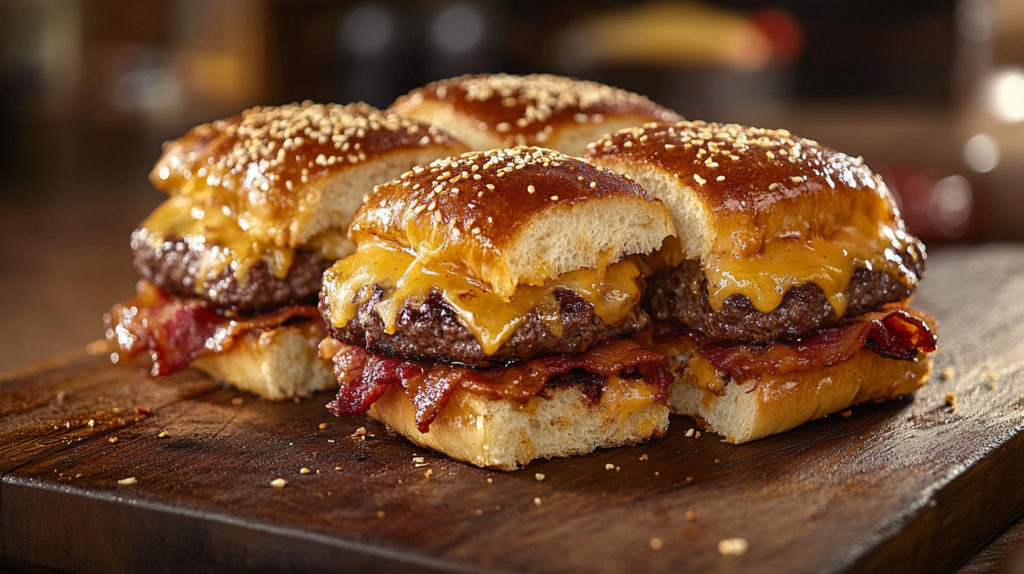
[[2, 244, 1024, 573]]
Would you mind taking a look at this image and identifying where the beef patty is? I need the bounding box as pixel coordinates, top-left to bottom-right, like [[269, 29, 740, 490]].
[[320, 286, 649, 367], [132, 230, 331, 312], [645, 248, 927, 343]]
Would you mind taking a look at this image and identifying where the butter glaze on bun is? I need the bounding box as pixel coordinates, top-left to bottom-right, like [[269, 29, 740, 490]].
[[390, 74, 683, 156], [582, 120, 913, 262], [150, 102, 468, 250], [351, 146, 675, 299]]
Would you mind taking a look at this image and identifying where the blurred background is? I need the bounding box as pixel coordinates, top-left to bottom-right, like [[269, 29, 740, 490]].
[[0, 0, 1023, 374]]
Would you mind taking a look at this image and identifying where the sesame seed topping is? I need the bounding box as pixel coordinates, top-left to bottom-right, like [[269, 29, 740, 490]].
[[693, 174, 707, 185], [528, 185, 535, 193], [550, 195, 559, 201]]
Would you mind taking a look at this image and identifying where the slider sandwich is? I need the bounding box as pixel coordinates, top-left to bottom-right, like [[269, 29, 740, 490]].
[[318, 147, 676, 469], [105, 102, 466, 399], [391, 73, 683, 156], [584, 121, 937, 443]]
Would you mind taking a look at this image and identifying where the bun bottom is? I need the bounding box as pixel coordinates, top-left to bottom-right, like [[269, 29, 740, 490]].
[[662, 338, 932, 443], [192, 322, 336, 401], [368, 379, 669, 471]]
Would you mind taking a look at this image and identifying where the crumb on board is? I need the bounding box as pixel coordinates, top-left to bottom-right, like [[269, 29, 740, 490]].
[[231, 398, 244, 406], [945, 393, 957, 412], [270, 478, 287, 488], [941, 367, 954, 380], [87, 419, 95, 427], [108, 437, 119, 444], [639, 454, 648, 461], [686, 510, 698, 522], [685, 428, 694, 437], [424, 469, 434, 478], [605, 463, 615, 470], [989, 382, 998, 390], [117, 477, 136, 486], [841, 410, 852, 418], [334, 466, 342, 471], [475, 509, 483, 516], [377, 511, 385, 519], [319, 423, 327, 429], [695, 431, 701, 438], [158, 431, 168, 438], [718, 537, 749, 556], [686, 477, 693, 482], [649, 538, 664, 551], [487, 477, 493, 484], [533, 497, 543, 506]]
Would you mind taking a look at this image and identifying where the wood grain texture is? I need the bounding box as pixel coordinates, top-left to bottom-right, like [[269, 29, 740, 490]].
[[2, 244, 1024, 574]]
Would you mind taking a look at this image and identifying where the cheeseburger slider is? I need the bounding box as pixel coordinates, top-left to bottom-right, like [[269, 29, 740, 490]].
[[390, 73, 682, 156], [318, 146, 676, 469], [584, 121, 937, 443], [105, 102, 466, 399]]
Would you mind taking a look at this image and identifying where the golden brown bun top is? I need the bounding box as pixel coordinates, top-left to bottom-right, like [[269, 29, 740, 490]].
[[350, 146, 675, 298], [390, 74, 682, 149], [148, 101, 466, 248], [583, 120, 905, 259]]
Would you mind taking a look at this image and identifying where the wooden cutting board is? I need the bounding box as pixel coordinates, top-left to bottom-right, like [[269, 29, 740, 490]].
[[2, 245, 1024, 574]]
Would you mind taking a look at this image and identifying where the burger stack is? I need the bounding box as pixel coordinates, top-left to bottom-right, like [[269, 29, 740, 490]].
[[106, 74, 937, 469]]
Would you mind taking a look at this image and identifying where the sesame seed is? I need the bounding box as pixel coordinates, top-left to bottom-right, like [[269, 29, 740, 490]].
[[300, 467, 311, 474], [270, 478, 287, 488], [117, 477, 137, 486], [718, 538, 749, 556], [589, 182, 596, 188], [550, 195, 559, 201], [717, 175, 725, 181], [693, 174, 707, 185], [533, 497, 543, 506], [535, 473, 546, 481], [158, 431, 168, 438], [319, 423, 327, 429], [528, 185, 535, 193], [791, 176, 804, 183]]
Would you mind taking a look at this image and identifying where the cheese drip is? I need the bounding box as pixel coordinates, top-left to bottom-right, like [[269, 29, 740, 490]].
[[323, 240, 643, 356], [141, 193, 351, 294], [703, 217, 919, 316]]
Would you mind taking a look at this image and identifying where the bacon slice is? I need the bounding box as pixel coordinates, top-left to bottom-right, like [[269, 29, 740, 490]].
[[325, 338, 672, 433], [698, 307, 937, 383], [105, 281, 321, 376]]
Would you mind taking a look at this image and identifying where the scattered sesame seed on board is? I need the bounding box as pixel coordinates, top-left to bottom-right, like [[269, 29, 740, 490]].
[[158, 431, 168, 438], [685, 428, 695, 437], [535, 473, 546, 482], [533, 497, 543, 506], [605, 463, 615, 470], [117, 477, 137, 486], [300, 468, 311, 474], [319, 423, 327, 429], [718, 538, 749, 556], [945, 393, 957, 412], [231, 398, 244, 406], [270, 478, 287, 488], [941, 367, 954, 380]]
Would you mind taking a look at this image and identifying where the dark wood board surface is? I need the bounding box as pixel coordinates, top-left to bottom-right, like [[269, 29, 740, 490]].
[[2, 245, 1024, 574]]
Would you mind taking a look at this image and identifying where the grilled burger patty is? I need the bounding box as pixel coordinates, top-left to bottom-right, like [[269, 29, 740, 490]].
[[320, 286, 649, 367], [646, 251, 927, 343], [132, 231, 331, 312]]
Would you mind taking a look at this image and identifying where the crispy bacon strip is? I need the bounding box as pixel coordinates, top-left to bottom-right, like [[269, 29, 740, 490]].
[[325, 338, 672, 433], [698, 308, 937, 383], [105, 281, 321, 376]]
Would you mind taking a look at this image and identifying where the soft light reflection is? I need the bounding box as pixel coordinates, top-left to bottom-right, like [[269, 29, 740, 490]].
[[986, 68, 1024, 123], [964, 134, 1000, 173], [957, 0, 992, 42], [431, 4, 485, 55], [340, 5, 394, 56]]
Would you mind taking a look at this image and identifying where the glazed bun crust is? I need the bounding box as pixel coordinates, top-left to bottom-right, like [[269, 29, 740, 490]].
[[351, 147, 675, 298], [150, 102, 467, 249], [583, 121, 905, 261], [391, 74, 683, 156]]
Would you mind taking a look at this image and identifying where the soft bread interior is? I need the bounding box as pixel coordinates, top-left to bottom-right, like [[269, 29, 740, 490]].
[[394, 101, 505, 152], [551, 116, 664, 157], [663, 340, 931, 443], [368, 383, 669, 470], [290, 146, 466, 247], [505, 196, 674, 290], [192, 322, 336, 400], [589, 158, 715, 261]]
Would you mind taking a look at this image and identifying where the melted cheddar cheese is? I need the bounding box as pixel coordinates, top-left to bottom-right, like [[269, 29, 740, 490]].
[[140, 192, 351, 292], [323, 240, 643, 356], [703, 216, 919, 316]]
